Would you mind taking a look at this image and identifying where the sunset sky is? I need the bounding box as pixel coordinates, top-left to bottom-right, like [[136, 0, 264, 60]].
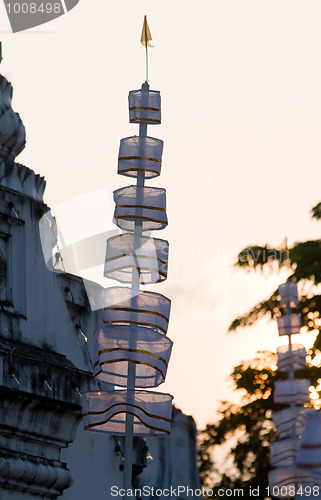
[[1, 0, 321, 427]]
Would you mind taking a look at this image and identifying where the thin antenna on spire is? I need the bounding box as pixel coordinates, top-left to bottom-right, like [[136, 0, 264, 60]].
[[145, 19, 148, 82], [140, 16, 153, 82]]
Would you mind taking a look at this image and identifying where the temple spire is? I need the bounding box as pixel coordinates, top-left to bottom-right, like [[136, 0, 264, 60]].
[[0, 42, 26, 161]]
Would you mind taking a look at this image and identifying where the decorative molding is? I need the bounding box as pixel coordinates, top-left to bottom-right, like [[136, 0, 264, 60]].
[[0, 452, 73, 497], [0, 337, 95, 403], [0, 339, 95, 498], [0, 161, 45, 202], [0, 397, 81, 450], [0, 393, 78, 497], [0, 75, 25, 161]]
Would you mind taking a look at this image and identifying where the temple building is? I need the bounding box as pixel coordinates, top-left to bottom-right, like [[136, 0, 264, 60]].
[[0, 44, 200, 499]]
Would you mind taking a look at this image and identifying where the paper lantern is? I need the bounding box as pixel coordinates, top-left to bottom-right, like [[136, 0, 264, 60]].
[[269, 466, 321, 498], [297, 412, 321, 468], [274, 379, 311, 405], [82, 390, 173, 436], [296, 468, 321, 488], [273, 408, 308, 439], [279, 281, 299, 307], [128, 89, 161, 125], [268, 466, 297, 493], [102, 286, 171, 335], [270, 439, 300, 467], [269, 281, 314, 499], [104, 233, 168, 285], [118, 136, 164, 179], [113, 185, 167, 232], [277, 344, 306, 372], [93, 325, 173, 388], [277, 314, 302, 336], [273, 408, 301, 439], [82, 70, 173, 462]]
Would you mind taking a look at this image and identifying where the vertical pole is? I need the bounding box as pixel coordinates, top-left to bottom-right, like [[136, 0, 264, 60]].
[[285, 302, 295, 381], [286, 303, 295, 500], [123, 81, 149, 499], [286, 302, 295, 383], [288, 334, 294, 381], [145, 20, 148, 82]]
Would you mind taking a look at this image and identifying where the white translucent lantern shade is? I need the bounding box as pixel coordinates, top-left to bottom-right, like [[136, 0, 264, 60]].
[[277, 314, 302, 336], [113, 186, 167, 232], [269, 466, 321, 497], [270, 439, 300, 467], [104, 233, 168, 285], [268, 466, 297, 496], [82, 390, 173, 436], [277, 344, 306, 372], [128, 90, 161, 125], [273, 407, 308, 439], [295, 469, 321, 489], [118, 136, 164, 179], [297, 412, 321, 468], [274, 379, 311, 405], [102, 287, 171, 335], [279, 281, 299, 307], [93, 325, 173, 388], [273, 408, 300, 439]]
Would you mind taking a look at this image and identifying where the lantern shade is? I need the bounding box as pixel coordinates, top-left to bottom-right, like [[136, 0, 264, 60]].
[[102, 287, 171, 335], [113, 186, 167, 232], [295, 468, 321, 488], [93, 325, 173, 388], [273, 408, 301, 439], [297, 413, 321, 468], [268, 466, 321, 496], [82, 390, 173, 436], [277, 314, 302, 336], [273, 407, 311, 439], [128, 90, 161, 125], [279, 281, 299, 307], [118, 136, 164, 179], [270, 439, 300, 467], [268, 466, 321, 497], [104, 233, 168, 285], [277, 344, 306, 372], [274, 379, 311, 405], [268, 466, 297, 494]]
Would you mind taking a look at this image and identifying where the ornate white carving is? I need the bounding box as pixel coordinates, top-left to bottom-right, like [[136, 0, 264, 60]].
[[0, 73, 45, 202], [0, 161, 45, 202], [0, 75, 25, 161], [0, 455, 73, 497]]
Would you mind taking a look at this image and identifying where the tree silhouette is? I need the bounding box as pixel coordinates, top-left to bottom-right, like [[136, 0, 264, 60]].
[[199, 352, 321, 497], [229, 202, 321, 357]]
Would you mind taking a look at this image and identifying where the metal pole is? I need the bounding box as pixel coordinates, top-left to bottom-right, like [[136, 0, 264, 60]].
[[286, 302, 295, 382], [145, 20, 148, 82], [287, 303, 295, 500], [288, 334, 294, 381], [123, 81, 149, 499]]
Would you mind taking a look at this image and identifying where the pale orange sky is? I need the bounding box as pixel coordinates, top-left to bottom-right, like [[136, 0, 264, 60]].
[[1, 0, 321, 427]]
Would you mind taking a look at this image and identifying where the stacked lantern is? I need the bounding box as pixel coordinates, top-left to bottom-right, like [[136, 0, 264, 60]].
[[269, 281, 321, 498], [81, 81, 173, 492]]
